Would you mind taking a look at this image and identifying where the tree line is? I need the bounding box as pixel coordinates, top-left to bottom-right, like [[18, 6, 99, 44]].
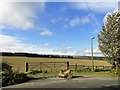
[[1, 52, 73, 59], [1, 52, 106, 60]]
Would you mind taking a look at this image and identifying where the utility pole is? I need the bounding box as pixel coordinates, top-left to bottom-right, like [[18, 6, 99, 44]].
[[91, 37, 94, 71]]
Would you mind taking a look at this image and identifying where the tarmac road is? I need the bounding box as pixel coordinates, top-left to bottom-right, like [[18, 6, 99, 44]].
[[2, 76, 120, 89]]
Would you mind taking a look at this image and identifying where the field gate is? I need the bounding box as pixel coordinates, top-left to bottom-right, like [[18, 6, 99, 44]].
[[25, 61, 69, 72]]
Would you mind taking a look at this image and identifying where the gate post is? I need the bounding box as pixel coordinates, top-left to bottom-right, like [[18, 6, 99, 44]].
[[67, 61, 69, 70], [75, 64, 77, 71], [54, 62, 55, 70], [95, 66, 97, 69], [40, 62, 42, 71], [103, 66, 104, 69], [26, 62, 28, 72]]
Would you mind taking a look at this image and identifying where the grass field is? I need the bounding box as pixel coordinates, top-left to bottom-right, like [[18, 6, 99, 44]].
[[1, 56, 112, 72]]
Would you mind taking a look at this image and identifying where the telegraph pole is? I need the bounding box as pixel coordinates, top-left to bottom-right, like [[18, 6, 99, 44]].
[[91, 37, 94, 71]]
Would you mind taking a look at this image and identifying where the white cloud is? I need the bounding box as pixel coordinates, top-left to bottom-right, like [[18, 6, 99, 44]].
[[0, 34, 103, 56], [40, 28, 53, 36], [118, 1, 120, 12], [0, 25, 6, 30], [112, 2, 119, 13], [15, 0, 118, 2], [0, 34, 50, 54], [44, 43, 50, 48], [72, 2, 117, 13], [65, 13, 99, 28], [66, 16, 90, 28], [82, 48, 103, 56], [64, 25, 68, 28], [0, 34, 76, 55], [103, 12, 111, 25], [0, 2, 45, 30], [69, 17, 81, 27], [103, 3, 119, 25], [50, 19, 57, 24], [0, 34, 25, 52], [60, 46, 73, 54], [50, 18, 63, 24]]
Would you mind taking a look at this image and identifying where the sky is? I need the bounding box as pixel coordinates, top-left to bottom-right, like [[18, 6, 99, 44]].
[[0, 0, 119, 56]]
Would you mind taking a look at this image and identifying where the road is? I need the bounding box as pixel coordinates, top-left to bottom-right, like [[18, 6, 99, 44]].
[[2, 76, 120, 89]]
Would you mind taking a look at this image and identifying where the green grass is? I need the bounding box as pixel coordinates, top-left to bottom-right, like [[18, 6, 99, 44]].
[[74, 71, 111, 76], [26, 70, 59, 79], [72, 70, 120, 77], [26, 69, 119, 78], [27, 70, 120, 79]]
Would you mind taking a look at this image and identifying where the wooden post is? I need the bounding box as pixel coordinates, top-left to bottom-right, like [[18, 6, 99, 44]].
[[26, 62, 28, 72], [88, 66, 89, 69], [54, 62, 55, 70], [96, 66, 97, 69], [75, 64, 77, 71], [40, 62, 42, 71], [67, 61, 69, 70], [103, 66, 104, 69], [39, 62, 42, 71]]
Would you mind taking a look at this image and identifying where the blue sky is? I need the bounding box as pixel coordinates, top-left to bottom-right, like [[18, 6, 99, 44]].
[[0, 1, 119, 56]]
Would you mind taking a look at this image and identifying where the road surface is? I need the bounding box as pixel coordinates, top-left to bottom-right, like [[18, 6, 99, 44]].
[[2, 76, 120, 89]]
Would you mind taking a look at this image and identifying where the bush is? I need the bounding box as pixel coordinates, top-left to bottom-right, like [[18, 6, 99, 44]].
[[2, 62, 30, 87], [110, 70, 120, 76], [94, 69, 99, 72], [94, 69, 111, 72], [2, 62, 12, 74], [2, 73, 29, 86]]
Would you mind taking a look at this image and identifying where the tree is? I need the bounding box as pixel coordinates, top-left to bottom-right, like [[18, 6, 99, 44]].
[[98, 12, 120, 69]]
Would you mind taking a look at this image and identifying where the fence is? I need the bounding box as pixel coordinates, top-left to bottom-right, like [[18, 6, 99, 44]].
[[69, 64, 112, 71], [25, 61, 112, 72], [26, 61, 69, 72]]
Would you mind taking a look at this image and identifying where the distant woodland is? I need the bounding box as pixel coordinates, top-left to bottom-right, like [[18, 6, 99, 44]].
[[0, 52, 106, 60]]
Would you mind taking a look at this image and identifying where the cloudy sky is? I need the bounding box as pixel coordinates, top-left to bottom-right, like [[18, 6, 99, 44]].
[[0, 0, 119, 56]]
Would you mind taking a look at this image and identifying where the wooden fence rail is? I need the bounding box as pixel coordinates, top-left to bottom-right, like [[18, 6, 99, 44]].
[[69, 64, 112, 70], [25, 62, 112, 72]]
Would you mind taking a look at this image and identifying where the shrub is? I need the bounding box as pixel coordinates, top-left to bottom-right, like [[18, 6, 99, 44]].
[[2, 62, 12, 74], [94, 69, 99, 72], [110, 70, 120, 76], [94, 69, 111, 72], [2, 73, 30, 86], [2, 62, 30, 87]]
